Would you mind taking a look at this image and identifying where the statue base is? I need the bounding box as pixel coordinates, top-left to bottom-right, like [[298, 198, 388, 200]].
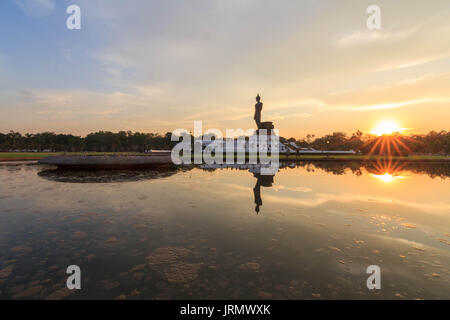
[[256, 121, 274, 135], [260, 121, 274, 129]]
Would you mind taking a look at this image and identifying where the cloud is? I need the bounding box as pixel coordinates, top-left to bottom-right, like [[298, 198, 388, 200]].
[[14, 0, 55, 16], [269, 99, 327, 111], [272, 185, 313, 193], [267, 112, 312, 121], [17, 89, 34, 102], [335, 29, 415, 47], [345, 98, 450, 112], [0, 88, 209, 133], [372, 54, 450, 73], [264, 191, 450, 215]]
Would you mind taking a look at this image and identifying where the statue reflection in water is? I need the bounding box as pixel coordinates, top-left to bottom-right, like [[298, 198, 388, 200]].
[[252, 172, 274, 214]]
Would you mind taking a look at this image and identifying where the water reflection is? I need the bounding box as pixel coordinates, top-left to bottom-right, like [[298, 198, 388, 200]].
[[371, 173, 405, 183], [295, 160, 450, 179], [36, 159, 450, 185], [365, 159, 408, 183], [1, 160, 449, 299], [199, 160, 450, 215], [37, 166, 192, 183], [200, 163, 278, 214], [252, 173, 274, 214]]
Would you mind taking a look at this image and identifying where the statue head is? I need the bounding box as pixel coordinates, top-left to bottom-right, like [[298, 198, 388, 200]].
[[256, 94, 261, 102]]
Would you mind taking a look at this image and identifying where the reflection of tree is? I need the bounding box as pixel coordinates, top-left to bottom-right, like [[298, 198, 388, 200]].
[[38, 165, 190, 183], [252, 173, 274, 214], [401, 162, 450, 179], [297, 161, 363, 176], [295, 160, 450, 179]]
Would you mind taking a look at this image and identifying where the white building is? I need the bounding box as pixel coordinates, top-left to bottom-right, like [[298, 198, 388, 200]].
[[201, 137, 292, 154]]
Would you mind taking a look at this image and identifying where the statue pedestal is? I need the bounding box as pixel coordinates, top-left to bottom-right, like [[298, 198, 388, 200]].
[[256, 121, 274, 135], [260, 122, 274, 130]]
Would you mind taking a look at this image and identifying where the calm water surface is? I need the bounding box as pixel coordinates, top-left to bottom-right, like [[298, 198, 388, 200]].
[[0, 161, 449, 299]]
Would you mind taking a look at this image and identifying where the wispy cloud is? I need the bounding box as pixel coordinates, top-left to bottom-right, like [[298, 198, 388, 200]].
[[264, 191, 450, 214], [269, 99, 327, 111], [14, 0, 55, 16], [335, 29, 415, 47], [346, 98, 450, 112], [267, 112, 312, 121], [373, 54, 450, 73]]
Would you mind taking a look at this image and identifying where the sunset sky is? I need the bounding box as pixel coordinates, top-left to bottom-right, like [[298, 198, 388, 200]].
[[1, 0, 449, 138]]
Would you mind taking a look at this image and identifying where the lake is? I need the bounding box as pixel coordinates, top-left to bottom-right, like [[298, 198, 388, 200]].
[[0, 160, 449, 299]]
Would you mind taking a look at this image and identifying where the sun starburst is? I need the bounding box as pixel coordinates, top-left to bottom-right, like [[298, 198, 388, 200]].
[[362, 121, 414, 158], [370, 121, 404, 136]]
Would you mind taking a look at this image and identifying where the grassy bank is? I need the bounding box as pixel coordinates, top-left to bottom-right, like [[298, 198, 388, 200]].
[[1, 152, 449, 162], [278, 154, 450, 161], [0, 152, 142, 161], [0, 152, 57, 161]]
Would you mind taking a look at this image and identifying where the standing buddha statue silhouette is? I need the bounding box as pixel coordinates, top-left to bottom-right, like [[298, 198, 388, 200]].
[[254, 94, 263, 129]]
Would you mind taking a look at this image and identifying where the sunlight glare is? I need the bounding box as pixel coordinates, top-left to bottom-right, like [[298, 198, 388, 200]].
[[372, 173, 405, 183], [370, 121, 403, 136]]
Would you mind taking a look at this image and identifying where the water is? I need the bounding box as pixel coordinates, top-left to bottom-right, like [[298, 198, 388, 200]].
[[0, 160, 449, 299]]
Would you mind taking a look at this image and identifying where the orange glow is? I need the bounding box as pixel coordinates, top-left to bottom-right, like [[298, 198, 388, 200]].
[[367, 158, 409, 183], [372, 173, 405, 183], [370, 121, 404, 136]]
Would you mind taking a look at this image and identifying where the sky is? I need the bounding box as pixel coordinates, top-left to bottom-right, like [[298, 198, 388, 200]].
[[0, 0, 449, 138]]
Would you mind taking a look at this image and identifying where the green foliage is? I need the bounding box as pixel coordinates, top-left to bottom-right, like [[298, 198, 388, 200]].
[[0, 131, 177, 152], [296, 130, 449, 155], [0, 130, 448, 155]]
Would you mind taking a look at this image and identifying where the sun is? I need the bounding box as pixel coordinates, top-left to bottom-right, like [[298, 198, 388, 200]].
[[370, 120, 403, 136]]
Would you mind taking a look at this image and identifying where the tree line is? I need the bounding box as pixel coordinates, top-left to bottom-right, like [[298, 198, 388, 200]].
[[283, 130, 450, 155], [0, 130, 449, 155], [0, 131, 177, 152]]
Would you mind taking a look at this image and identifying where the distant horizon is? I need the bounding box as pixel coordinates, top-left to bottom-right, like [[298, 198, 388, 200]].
[[1, 126, 448, 140]]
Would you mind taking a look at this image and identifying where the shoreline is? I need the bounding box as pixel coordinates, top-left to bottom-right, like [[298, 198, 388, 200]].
[[0, 158, 42, 162], [1, 153, 449, 163]]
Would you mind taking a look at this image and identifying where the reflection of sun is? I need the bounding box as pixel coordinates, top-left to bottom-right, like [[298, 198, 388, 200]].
[[368, 158, 408, 183], [370, 120, 404, 136], [372, 173, 405, 183]]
